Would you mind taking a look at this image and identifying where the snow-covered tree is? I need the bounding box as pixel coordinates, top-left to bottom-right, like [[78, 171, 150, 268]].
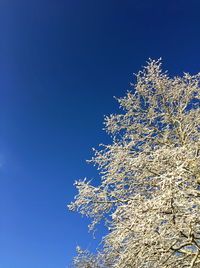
[[69, 59, 200, 267]]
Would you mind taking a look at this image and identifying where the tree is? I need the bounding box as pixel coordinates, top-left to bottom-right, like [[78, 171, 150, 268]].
[[68, 59, 200, 267]]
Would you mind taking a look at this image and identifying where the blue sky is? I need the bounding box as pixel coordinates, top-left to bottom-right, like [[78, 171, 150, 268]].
[[0, 0, 200, 267]]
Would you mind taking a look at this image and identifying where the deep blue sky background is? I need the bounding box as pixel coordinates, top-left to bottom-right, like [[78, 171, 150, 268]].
[[1, 0, 200, 267]]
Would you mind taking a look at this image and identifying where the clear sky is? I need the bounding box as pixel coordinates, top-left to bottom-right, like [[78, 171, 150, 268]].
[[0, 0, 200, 267]]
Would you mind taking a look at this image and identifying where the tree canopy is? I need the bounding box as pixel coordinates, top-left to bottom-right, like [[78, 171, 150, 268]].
[[69, 59, 200, 267]]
